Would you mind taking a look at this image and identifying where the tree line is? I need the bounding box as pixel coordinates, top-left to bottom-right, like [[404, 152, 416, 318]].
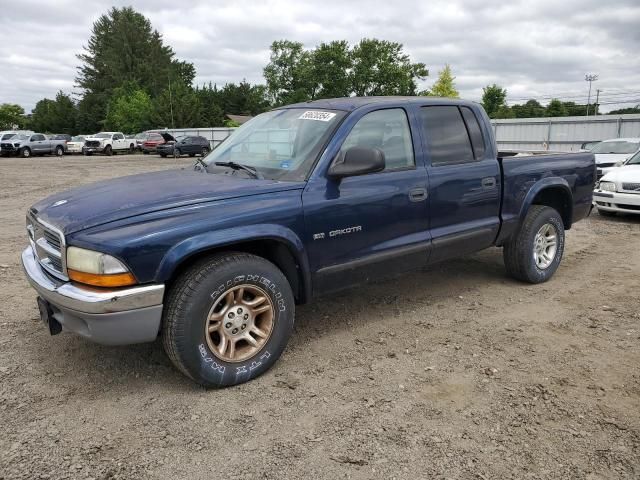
[[0, 6, 637, 133]]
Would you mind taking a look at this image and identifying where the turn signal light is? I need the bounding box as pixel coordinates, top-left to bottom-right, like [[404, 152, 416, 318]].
[[68, 269, 137, 287]]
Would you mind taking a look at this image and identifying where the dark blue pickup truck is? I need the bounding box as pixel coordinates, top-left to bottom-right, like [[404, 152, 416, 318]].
[[22, 97, 595, 387]]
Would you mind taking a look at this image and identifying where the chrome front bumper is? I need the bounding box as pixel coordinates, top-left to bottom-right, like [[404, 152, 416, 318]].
[[21, 246, 165, 345]]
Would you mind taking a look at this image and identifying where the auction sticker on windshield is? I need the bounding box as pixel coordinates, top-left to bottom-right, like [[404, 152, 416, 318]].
[[299, 111, 337, 122]]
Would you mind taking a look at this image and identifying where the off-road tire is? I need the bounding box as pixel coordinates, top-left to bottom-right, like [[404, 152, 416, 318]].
[[162, 252, 295, 387], [503, 205, 565, 284]]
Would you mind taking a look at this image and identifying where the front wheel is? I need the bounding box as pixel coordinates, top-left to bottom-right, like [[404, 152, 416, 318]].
[[104, 145, 113, 156], [201, 147, 210, 156], [503, 205, 565, 284], [162, 253, 295, 387], [20, 147, 31, 158]]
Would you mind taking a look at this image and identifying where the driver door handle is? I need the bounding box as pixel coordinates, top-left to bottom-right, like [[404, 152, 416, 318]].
[[409, 187, 428, 202]]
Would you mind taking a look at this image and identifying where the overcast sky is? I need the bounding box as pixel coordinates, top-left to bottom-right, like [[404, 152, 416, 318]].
[[1, 0, 639, 113]]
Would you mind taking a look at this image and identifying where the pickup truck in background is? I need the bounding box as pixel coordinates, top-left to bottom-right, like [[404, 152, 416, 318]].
[[21, 97, 595, 387], [83, 132, 135, 156], [1, 133, 67, 158]]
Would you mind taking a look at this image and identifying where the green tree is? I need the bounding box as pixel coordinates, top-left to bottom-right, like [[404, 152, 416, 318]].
[[263, 40, 315, 105], [481, 84, 508, 118], [351, 38, 428, 96], [29, 92, 77, 134], [311, 40, 352, 99], [609, 106, 640, 114], [76, 6, 194, 128], [104, 85, 153, 133], [546, 99, 567, 117], [0, 103, 26, 130], [511, 99, 546, 118], [151, 81, 202, 128], [494, 105, 515, 119], [422, 64, 459, 98]]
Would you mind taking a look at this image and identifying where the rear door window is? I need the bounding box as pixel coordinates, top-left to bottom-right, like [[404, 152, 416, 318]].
[[420, 106, 475, 166]]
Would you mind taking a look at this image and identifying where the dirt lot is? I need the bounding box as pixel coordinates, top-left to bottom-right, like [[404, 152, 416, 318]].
[[0, 154, 638, 479]]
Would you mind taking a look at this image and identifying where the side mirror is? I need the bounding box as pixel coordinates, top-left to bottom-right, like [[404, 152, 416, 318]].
[[328, 146, 385, 179]]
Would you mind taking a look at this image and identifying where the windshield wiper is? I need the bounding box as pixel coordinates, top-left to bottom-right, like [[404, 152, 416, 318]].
[[214, 161, 264, 179]]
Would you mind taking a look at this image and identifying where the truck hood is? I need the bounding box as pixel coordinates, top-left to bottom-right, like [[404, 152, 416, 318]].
[[84, 136, 107, 142], [30, 169, 304, 234], [600, 164, 640, 183], [594, 153, 632, 165]]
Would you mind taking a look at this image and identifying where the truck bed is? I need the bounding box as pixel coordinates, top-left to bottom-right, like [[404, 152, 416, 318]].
[[496, 151, 596, 244]]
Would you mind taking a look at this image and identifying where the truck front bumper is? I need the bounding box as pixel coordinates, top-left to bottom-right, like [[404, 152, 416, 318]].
[[21, 246, 165, 345]]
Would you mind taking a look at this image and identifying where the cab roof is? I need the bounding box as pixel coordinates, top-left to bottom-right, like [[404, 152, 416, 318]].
[[280, 96, 477, 112]]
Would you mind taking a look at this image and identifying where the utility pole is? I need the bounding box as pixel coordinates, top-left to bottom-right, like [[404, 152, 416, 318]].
[[585, 74, 598, 116], [595, 89, 602, 115]]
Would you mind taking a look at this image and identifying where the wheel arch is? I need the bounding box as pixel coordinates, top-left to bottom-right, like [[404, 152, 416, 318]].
[[520, 178, 573, 230], [157, 227, 311, 304]]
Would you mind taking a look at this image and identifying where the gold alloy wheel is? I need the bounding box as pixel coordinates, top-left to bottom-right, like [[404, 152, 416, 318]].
[[205, 284, 275, 362]]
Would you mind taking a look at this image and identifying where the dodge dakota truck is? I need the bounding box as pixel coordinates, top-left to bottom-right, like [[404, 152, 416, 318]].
[[21, 97, 595, 387]]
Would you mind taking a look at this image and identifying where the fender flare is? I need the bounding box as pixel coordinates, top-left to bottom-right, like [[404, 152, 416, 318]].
[[518, 177, 573, 227], [155, 223, 311, 301]]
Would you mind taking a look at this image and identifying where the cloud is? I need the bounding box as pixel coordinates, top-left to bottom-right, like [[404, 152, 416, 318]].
[[0, 0, 639, 112]]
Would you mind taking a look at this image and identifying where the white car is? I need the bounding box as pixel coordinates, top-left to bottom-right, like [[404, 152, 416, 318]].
[[66, 135, 86, 154], [591, 138, 640, 179], [593, 151, 640, 216], [82, 132, 135, 156]]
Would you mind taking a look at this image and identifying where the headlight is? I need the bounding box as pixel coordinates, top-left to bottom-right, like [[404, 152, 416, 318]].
[[599, 181, 616, 192], [66, 246, 136, 287]]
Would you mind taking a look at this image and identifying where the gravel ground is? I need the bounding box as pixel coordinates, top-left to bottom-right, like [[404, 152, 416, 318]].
[[0, 155, 639, 480]]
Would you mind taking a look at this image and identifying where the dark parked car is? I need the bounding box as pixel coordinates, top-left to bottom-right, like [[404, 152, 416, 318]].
[[156, 134, 211, 157]]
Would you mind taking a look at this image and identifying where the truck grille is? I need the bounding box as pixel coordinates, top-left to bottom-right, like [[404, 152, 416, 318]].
[[26, 213, 67, 280], [621, 182, 640, 192], [85, 140, 101, 148]]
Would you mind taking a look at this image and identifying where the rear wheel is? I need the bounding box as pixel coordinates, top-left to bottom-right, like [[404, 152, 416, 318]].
[[162, 253, 295, 387], [503, 205, 565, 284], [201, 147, 210, 156], [129, 143, 135, 153], [54, 146, 64, 157], [174, 148, 181, 157]]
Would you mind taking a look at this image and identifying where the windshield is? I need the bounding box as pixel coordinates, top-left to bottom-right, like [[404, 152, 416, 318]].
[[94, 133, 112, 139], [71, 136, 85, 142], [135, 132, 147, 139], [12, 134, 28, 141], [204, 108, 345, 181], [591, 141, 640, 154], [1, 133, 16, 141], [627, 151, 640, 165]]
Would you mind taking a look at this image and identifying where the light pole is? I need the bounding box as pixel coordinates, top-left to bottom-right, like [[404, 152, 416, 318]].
[[585, 74, 598, 116]]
